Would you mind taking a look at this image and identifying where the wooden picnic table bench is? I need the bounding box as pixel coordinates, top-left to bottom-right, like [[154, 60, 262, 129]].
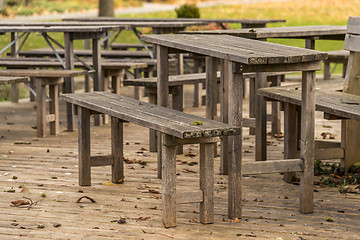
[[142, 33, 327, 222], [61, 91, 241, 227], [258, 16, 360, 172], [0, 69, 87, 137]]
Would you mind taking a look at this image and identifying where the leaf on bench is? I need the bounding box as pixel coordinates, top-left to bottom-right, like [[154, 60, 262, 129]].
[[340, 99, 359, 105]]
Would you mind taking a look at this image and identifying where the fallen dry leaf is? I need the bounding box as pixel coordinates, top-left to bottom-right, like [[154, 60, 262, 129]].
[[183, 169, 196, 174], [148, 189, 160, 194], [137, 216, 151, 221]]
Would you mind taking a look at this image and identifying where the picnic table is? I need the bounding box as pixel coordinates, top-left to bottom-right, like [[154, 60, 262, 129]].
[[185, 25, 347, 161], [142, 33, 327, 220], [189, 25, 347, 49], [0, 24, 122, 131]]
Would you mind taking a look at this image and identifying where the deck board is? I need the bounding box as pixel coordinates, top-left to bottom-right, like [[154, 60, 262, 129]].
[[0, 84, 358, 239]]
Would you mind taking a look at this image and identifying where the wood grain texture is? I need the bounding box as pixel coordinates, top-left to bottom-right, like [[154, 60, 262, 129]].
[[142, 34, 327, 65], [299, 71, 316, 213], [111, 117, 124, 184], [78, 106, 91, 186], [200, 143, 214, 224]]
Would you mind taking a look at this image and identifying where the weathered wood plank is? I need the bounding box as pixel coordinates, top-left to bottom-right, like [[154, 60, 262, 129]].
[[78, 107, 91, 186], [111, 117, 124, 183], [90, 155, 113, 167], [200, 143, 214, 224], [243, 159, 303, 174]]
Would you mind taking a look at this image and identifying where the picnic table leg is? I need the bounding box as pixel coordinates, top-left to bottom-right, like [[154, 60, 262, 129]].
[[93, 37, 103, 126], [206, 57, 218, 157], [162, 134, 177, 228], [78, 106, 91, 186], [228, 62, 243, 219], [84, 39, 91, 92], [200, 142, 214, 224], [147, 88, 158, 153], [111, 117, 124, 184], [220, 59, 229, 175], [249, 77, 256, 135], [283, 103, 298, 182], [64, 32, 75, 132], [134, 69, 140, 100], [172, 86, 184, 155], [157, 45, 169, 179], [49, 82, 59, 135], [35, 78, 46, 138], [255, 73, 268, 161], [270, 75, 281, 137], [299, 71, 315, 213]]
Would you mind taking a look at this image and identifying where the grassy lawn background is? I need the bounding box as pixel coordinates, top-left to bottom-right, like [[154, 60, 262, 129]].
[[1, 0, 360, 100]]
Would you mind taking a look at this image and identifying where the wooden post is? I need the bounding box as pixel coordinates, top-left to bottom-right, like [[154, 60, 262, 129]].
[[220, 59, 229, 175], [270, 75, 281, 137], [111, 117, 124, 183], [206, 57, 218, 156], [148, 89, 157, 152], [84, 39, 91, 92], [341, 52, 360, 169], [78, 107, 91, 186], [10, 32, 19, 103], [299, 70, 315, 213], [172, 86, 184, 155], [255, 73, 268, 161], [49, 82, 59, 135], [249, 77, 256, 135], [157, 45, 169, 179], [200, 143, 214, 223], [162, 134, 177, 228], [92, 37, 102, 126], [283, 103, 298, 182], [228, 62, 243, 219], [64, 32, 75, 132], [323, 61, 330, 80], [35, 78, 46, 138], [134, 69, 140, 100]]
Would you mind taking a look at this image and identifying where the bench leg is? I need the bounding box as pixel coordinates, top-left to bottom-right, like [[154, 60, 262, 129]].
[[103, 74, 110, 124], [193, 83, 199, 107], [35, 78, 46, 138], [299, 71, 315, 213], [283, 103, 298, 182], [49, 84, 59, 135], [111, 117, 124, 183], [134, 69, 140, 100], [255, 73, 268, 161], [78, 107, 91, 186], [323, 61, 330, 80], [200, 143, 214, 224], [11, 83, 19, 103], [162, 134, 177, 228]]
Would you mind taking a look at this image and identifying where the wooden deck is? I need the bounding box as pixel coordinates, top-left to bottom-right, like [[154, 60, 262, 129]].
[[0, 84, 359, 239]]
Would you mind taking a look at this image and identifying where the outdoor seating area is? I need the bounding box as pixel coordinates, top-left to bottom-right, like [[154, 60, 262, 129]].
[[0, 0, 359, 239]]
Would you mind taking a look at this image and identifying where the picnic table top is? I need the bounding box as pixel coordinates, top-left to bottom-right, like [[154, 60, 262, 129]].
[[0, 21, 207, 28], [0, 25, 120, 33], [142, 34, 327, 65], [184, 25, 347, 40], [63, 17, 286, 25]]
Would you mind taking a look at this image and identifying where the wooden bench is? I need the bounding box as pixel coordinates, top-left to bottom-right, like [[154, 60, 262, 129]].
[[61, 91, 241, 227], [323, 50, 349, 80], [257, 16, 360, 172], [0, 69, 87, 137], [0, 76, 28, 95]]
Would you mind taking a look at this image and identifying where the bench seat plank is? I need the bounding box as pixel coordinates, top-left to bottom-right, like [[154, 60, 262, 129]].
[[62, 92, 241, 139]]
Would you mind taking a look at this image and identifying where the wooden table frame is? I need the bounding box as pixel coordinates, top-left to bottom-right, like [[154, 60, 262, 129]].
[[142, 33, 327, 219], [186, 25, 347, 163]]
